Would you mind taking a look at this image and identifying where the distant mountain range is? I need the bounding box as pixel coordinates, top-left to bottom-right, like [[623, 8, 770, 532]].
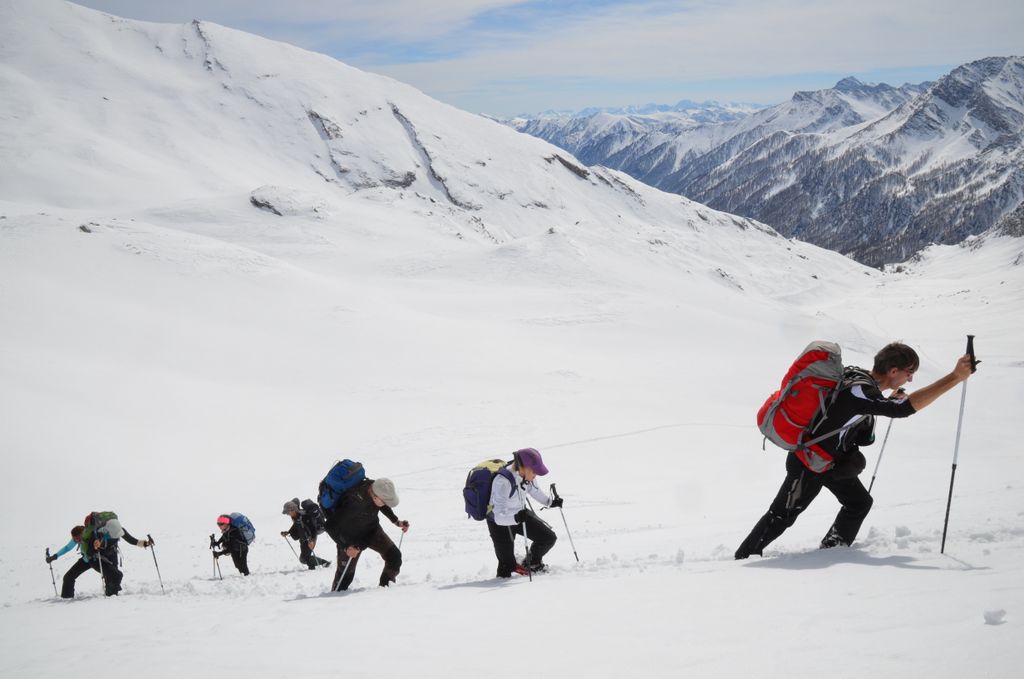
[[509, 57, 1024, 266], [507, 99, 764, 123]]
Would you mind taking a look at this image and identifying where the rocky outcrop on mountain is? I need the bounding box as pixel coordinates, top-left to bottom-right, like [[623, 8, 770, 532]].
[[995, 201, 1024, 238], [512, 58, 1024, 266]]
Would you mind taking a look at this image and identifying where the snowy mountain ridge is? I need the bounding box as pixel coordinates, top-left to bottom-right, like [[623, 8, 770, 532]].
[[0, 0, 882, 299], [511, 58, 1024, 266]]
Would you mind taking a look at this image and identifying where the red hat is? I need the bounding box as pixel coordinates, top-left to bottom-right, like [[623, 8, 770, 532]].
[[216, 515, 231, 525]]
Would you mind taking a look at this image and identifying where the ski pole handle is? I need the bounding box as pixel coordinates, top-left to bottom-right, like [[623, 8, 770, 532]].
[[966, 335, 979, 373]]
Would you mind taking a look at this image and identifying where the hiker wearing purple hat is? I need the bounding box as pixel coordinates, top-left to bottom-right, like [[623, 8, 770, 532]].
[[487, 448, 562, 577]]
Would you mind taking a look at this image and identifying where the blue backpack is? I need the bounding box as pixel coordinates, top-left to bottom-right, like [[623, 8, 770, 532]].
[[318, 459, 366, 512], [463, 459, 516, 520], [229, 513, 256, 545]]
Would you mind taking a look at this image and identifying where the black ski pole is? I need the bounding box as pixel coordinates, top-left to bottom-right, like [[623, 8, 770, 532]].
[[95, 536, 105, 587], [282, 534, 301, 561], [209, 534, 216, 579], [550, 484, 580, 562], [45, 548, 58, 596], [522, 518, 532, 582], [867, 389, 904, 495], [867, 418, 893, 495], [333, 552, 353, 592], [516, 487, 532, 582], [147, 534, 165, 593], [941, 335, 979, 554], [868, 385, 901, 497]]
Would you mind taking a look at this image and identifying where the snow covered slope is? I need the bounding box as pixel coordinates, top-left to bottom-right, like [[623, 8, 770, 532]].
[[1, 2, 1022, 678]]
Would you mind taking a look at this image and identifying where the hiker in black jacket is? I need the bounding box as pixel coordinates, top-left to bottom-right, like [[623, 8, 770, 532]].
[[736, 343, 974, 559], [212, 515, 250, 575], [325, 478, 410, 591], [46, 515, 152, 598], [281, 498, 331, 570]]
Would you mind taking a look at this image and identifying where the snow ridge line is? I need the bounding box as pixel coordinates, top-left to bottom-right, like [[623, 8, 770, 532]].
[[190, 20, 228, 74], [388, 104, 485, 214]]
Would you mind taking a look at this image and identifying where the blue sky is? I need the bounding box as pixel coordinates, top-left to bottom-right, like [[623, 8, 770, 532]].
[[71, 0, 1023, 116]]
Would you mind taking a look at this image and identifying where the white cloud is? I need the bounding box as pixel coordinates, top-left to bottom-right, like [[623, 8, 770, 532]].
[[372, 0, 1021, 87], [72, 0, 531, 42], [69, 0, 1024, 114]]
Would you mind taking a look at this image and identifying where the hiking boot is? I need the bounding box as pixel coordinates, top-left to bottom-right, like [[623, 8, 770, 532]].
[[513, 564, 529, 576], [521, 561, 548, 574], [819, 528, 849, 550]]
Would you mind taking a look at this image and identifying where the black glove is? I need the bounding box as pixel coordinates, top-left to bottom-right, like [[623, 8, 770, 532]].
[[46, 554, 56, 564], [147, 536, 156, 547], [549, 497, 564, 509], [831, 450, 866, 480], [514, 510, 529, 524], [852, 417, 876, 447], [280, 530, 290, 537]]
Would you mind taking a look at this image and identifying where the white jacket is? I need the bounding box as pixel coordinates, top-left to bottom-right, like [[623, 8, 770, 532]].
[[490, 467, 552, 526]]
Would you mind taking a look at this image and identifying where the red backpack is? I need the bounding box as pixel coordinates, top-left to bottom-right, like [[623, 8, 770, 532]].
[[757, 341, 864, 473]]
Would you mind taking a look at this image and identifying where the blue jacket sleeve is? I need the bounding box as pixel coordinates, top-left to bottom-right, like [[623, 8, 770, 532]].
[[53, 539, 78, 559]]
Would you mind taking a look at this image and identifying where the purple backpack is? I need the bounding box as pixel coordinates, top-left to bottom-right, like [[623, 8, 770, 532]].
[[463, 459, 516, 520]]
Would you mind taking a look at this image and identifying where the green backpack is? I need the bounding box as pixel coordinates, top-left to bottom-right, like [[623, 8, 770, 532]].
[[81, 511, 120, 558]]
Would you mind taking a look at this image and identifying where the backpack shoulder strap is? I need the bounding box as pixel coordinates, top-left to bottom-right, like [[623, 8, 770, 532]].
[[496, 467, 517, 498], [841, 366, 878, 389], [799, 367, 877, 449], [799, 414, 869, 449]]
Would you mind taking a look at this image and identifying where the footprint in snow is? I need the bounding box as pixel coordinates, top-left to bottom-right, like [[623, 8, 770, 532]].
[[983, 609, 1007, 625]]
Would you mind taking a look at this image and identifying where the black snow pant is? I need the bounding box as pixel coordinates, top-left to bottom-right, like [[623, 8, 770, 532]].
[[331, 526, 401, 592], [61, 550, 122, 598], [221, 545, 249, 575], [299, 540, 330, 570], [735, 452, 874, 559], [488, 510, 557, 577]]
